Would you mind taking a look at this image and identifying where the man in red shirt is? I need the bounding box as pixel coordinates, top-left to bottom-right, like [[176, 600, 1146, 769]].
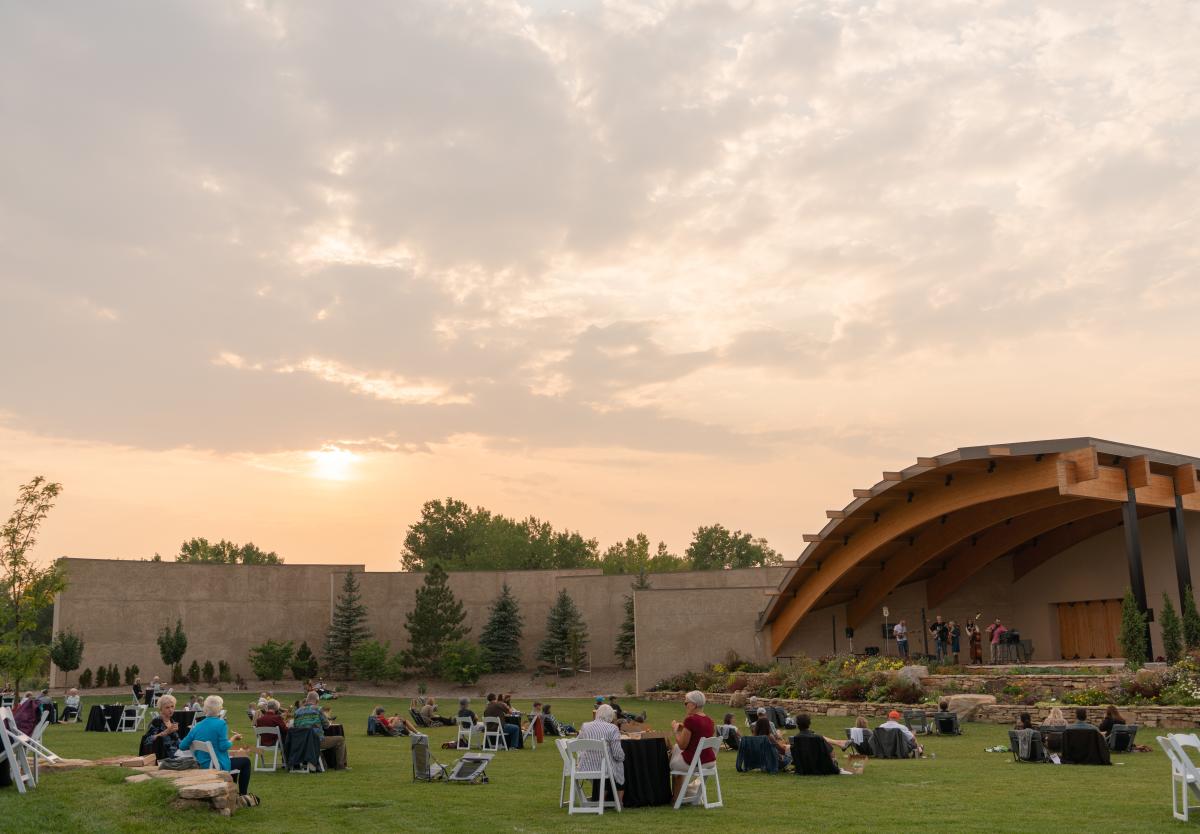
[[372, 706, 417, 736], [669, 690, 715, 802]]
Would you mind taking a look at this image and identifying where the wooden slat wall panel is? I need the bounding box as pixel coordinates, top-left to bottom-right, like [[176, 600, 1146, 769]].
[[1058, 598, 1122, 659], [1104, 600, 1124, 659], [1088, 601, 1111, 658], [1058, 602, 1079, 659]]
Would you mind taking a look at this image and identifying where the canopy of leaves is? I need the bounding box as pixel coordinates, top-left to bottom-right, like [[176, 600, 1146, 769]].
[[479, 583, 524, 672], [600, 534, 688, 575], [291, 640, 320, 681], [325, 572, 371, 679], [50, 629, 85, 679], [686, 523, 782, 570], [440, 640, 487, 686], [351, 640, 390, 684], [248, 639, 294, 682], [405, 564, 468, 674], [175, 537, 282, 564]]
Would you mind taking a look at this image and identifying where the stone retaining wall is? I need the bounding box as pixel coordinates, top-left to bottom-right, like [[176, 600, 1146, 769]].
[[696, 671, 1125, 699]]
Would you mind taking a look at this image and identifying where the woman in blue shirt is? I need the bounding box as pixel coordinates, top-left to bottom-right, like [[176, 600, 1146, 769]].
[[178, 695, 255, 802]]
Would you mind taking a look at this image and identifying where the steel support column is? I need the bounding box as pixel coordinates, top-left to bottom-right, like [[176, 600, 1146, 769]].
[[1122, 490, 1154, 661]]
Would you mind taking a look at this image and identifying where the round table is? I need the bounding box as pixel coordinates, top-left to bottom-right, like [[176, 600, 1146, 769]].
[[85, 704, 125, 732], [590, 736, 672, 808]]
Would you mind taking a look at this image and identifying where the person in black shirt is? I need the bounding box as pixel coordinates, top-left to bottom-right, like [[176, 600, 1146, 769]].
[[929, 616, 950, 663]]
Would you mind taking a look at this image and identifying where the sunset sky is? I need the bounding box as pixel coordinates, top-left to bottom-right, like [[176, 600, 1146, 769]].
[[2, 1, 1198, 571]]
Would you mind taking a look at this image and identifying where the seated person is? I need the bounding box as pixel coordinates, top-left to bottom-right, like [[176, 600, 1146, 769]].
[[1041, 706, 1068, 728], [421, 696, 456, 727], [36, 689, 57, 724], [847, 715, 873, 754], [717, 712, 741, 749], [178, 695, 257, 804], [1069, 707, 1098, 731], [255, 699, 289, 747], [1015, 711, 1034, 731], [607, 695, 646, 724], [292, 691, 348, 769], [754, 716, 791, 769], [483, 693, 522, 748], [142, 693, 183, 760], [371, 706, 416, 736], [877, 710, 923, 756], [187, 695, 202, 711], [932, 700, 958, 733], [313, 679, 338, 700], [12, 692, 38, 735], [791, 712, 849, 773], [669, 691, 717, 802], [578, 705, 625, 803], [132, 677, 144, 705], [1040, 706, 1067, 753], [1097, 705, 1126, 737], [60, 688, 81, 723], [456, 697, 479, 726], [541, 703, 577, 736]]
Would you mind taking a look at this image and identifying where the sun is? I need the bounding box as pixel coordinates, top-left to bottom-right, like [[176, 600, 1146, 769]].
[[308, 446, 358, 481]]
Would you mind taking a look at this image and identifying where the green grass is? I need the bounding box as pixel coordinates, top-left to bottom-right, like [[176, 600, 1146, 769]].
[[0, 694, 1181, 832]]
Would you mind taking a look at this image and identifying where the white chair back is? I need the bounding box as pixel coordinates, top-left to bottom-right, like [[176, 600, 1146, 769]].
[[253, 725, 282, 772], [521, 712, 539, 750], [565, 737, 621, 815], [482, 716, 508, 752], [556, 738, 572, 807], [31, 713, 50, 744], [456, 715, 476, 750], [670, 735, 723, 810]]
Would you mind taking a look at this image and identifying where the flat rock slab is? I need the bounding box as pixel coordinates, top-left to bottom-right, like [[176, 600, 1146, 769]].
[[179, 781, 231, 799], [124, 774, 153, 784], [120, 754, 158, 767], [42, 759, 97, 771]]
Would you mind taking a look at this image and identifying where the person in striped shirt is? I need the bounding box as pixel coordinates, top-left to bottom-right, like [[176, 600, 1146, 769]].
[[577, 704, 625, 803]]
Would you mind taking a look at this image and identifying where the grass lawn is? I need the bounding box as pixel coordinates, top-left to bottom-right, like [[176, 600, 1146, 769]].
[[0, 694, 1179, 833]]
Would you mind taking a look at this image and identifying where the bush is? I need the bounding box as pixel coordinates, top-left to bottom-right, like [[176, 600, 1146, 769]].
[[1126, 669, 1165, 701], [291, 641, 320, 681], [1061, 687, 1110, 706], [187, 660, 201, 683], [884, 677, 925, 704], [171, 662, 184, 684], [248, 640, 295, 683], [79, 667, 93, 688], [202, 660, 216, 685], [439, 640, 487, 686], [218, 660, 232, 683], [350, 641, 390, 684]]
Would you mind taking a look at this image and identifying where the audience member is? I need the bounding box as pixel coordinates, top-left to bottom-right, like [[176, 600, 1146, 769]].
[[187, 695, 201, 711], [877, 709, 923, 756], [792, 712, 850, 771], [578, 704, 625, 802], [293, 691, 348, 769], [1042, 706, 1067, 727], [142, 694, 183, 760], [132, 676, 144, 705], [255, 699, 289, 747], [421, 696, 455, 727], [1015, 712, 1033, 730], [483, 693, 522, 748], [36, 689, 57, 724], [371, 706, 416, 736], [178, 695, 257, 804], [717, 712, 741, 750], [1068, 707, 1097, 730], [1097, 706, 1126, 737], [754, 715, 791, 769], [12, 692, 37, 735], [61, 688, 81, 723], [541, 703, 577, 736], [607, 695, 646, 724], [669, 690, 715, 802]]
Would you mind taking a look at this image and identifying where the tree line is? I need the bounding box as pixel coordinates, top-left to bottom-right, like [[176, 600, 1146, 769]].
[[402, 497, 783, 573]]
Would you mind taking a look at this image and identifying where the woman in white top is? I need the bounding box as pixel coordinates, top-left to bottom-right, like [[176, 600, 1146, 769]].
[[576, 704, 625, 802], [61, 688, 81, 723]]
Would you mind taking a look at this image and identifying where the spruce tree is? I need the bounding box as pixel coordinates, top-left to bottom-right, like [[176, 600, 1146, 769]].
[[1183, 585, 1200, 651], [614, 570, 650, 669], [538, 589, 588, 671], [291, 640, 320, 680], [405, 564, 468, 675], [1118, 587, 1148, 670], [1161, 592, 1184, 664], [479, 583, 524, 672], [325, 571, 371, 679]]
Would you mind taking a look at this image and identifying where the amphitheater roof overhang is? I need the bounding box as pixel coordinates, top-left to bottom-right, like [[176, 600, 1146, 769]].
[[760, 438, 1200, 656]]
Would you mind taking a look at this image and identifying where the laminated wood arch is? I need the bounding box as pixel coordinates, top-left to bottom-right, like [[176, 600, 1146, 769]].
[[761, 438, 1200, 657]]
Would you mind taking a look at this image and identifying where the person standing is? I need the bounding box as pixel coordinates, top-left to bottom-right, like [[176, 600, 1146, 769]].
[[893, 620, 909, 659], [929, 616, 949, 663], [986, 618, 1008, 664], [948, 620, 962, 665], [966, 621, 983, 665]]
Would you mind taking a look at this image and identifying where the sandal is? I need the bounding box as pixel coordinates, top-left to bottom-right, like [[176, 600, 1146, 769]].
[[238, 794, 261, 808]]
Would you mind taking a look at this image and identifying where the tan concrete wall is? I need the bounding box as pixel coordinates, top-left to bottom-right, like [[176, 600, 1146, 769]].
[[51, 558, 361, 687]]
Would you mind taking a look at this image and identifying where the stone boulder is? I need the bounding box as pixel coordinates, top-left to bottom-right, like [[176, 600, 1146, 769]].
[[729, 691, 748, 709], [895, 666, 928, 687], [944, 694, 996, 721]]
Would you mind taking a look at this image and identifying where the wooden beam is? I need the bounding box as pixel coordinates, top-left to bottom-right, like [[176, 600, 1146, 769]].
[[826, 510, 846, 520], [925, 500, 1115, 609], [1125, 455, 1152, 490], [1176, 464, 1198, 496], [852, 489, 873, 499], [1060, 446, 1100, 482], [917, 457, 938, 468], [768, 454, 1068, 653], [882, 472, 903, 482], [844, 489, 1067, 628], [802, 534, 823, 543]]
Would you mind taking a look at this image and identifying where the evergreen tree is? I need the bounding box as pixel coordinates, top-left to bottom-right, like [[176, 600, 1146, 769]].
[[1118, 587, 1148, 670], [291, 640, 320, 680], [538, 589, 588, 672], [479, 583, 524, 672], [1183, 585, 1200, 651], [1161, 592, 1184, 664], [405, 564, 468, 674], [615, 571, 650, 668], [324, 572, 371, 679]]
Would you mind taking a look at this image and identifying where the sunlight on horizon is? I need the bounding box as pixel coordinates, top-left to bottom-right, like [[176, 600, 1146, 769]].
[[308, 446, 359, 482]]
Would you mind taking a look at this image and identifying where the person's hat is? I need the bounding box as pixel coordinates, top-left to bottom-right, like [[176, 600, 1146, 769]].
[[888, 710, 902, 720], [595, 696, 604, 704]]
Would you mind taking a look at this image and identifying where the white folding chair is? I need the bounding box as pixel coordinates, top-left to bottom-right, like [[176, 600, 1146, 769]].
[[194, 739, 241, 782], [1166, 734, 1200, 822], [253, 726, 282, 772], [556, 738, 572, 807], [670, 736, 723, 810], [456, 716, 477, 750], [565, 738, 621, 815], [118, 704, 147, 733], [522, 712, 539, 750], [2, 706, 60, 788], [482, 716, 509, 752], [1, 711, 38, 794]]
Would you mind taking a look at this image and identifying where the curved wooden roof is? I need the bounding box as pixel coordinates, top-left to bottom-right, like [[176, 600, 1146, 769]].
[[761, 438, 1200, 656]]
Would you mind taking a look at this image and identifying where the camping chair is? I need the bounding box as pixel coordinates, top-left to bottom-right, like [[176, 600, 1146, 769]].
[[671, 736, 723, 810], [744, 707, 759, 729], [1, 709, 38, 794], [716, 724, 740, 751], [1061, 728, 1111, 765], [1108, 724, 1138, 752], [411, 733, 445, 782], [934, 712, 961, 735], [734, 734, 779, 773], [482, 716, 509, 752], [1162, 734, 1200, 821], [871, 727, 917, 759], [844, 727, 874, 756], [253, 726, 282, 772], [565, 738, 622, 815], [456, 716, 477, 750], [522, 712, 540, 750], [903, 710, 932, 735], [410, 708, 431, 729], [770, 706, 795, 730], [193, 739, 242, 782], [791, 734, 840, 776], [284, 727, 326, 773], [1008, 729, 1046, 763]]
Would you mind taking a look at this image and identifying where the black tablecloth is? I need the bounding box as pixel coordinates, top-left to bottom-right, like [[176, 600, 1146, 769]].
[[326, 723, 344, 738], [173, 711, 196, 735], [85, 704, 125, 732], [618, 737, 672, 808]]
